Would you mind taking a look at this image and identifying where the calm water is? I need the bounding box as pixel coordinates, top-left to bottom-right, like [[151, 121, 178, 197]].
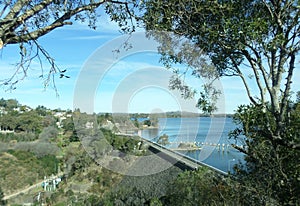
[[141, 117, 245, 172]]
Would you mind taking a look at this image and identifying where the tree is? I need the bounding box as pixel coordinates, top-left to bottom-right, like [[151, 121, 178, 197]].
[[0, 0, 138, 89], [17, 110, 43, 133], [140, 1, 300, 204], [132, 117, 140, 128], [141, 0, 300, 150], [39, 125, 58, 142], [143, 119, 151, 127], [0, 112, 17, 130], [162, 167, 235, 205], [230, 104, 300, 204], [296, 91, 300, 104], [157, 134, 169, 146], [35, 105, 49, 116], [5, 99, 19, 109], [62, 117, 79, 142]]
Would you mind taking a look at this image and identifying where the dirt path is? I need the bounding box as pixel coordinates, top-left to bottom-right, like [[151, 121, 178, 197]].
[[3, 172, 63, 200]]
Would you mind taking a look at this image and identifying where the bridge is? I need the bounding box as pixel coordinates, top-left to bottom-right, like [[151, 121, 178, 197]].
[[3, 134, 229, 202], [141, 138, 228, 175], [116, 132, 231, 175]]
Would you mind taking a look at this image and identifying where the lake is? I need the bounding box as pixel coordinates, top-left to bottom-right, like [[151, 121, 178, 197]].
[[141, 117, 245, 172]]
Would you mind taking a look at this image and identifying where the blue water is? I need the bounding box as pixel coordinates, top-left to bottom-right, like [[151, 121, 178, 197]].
[[141, 117, 245, 172]]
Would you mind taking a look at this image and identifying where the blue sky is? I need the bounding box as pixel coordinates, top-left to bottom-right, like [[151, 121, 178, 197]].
[[0, 15, 299, 114]]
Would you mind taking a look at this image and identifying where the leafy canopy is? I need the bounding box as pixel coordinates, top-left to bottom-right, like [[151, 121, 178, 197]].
[[141, 0, 300, 148]]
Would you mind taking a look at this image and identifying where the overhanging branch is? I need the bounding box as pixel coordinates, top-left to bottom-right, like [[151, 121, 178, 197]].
[[8, 21, 72, 44]]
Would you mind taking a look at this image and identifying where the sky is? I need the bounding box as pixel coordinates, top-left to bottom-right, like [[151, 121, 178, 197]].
[[0, 14, 299, 114]]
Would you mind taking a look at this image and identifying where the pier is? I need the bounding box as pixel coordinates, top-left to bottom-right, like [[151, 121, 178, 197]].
[[168, 141, 234, 152]]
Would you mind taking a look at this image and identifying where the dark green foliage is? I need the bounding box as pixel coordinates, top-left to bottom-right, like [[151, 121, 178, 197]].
[[157, 134, 169, 146], [35, 105, 49, 116], [143, 117, 159, 127], [102, 186, 148, 206], [62, 117, 79, 142], [162, 167, 235, 206], [39, 126, 59, 142], [296, 91, 300, 104], [101, 128, 141, 154], [39, 155, 59, 174], [70, 152, 93, 175], [101, 166, 182, 206], [97, 113, 113, 125], [0, 110, 43, 134], [140, 1, 300, 205], [0, 186, 7, 206], [62, 117, 75, 132], [0, 132, 37, 142], [0, 111, 18, 131], [132, 118, 140, 128], [42, 115, 57, 127], [143, 119, 151, 126], [3, 150, 59, 181], [0, 99, 19, 109], [231, 104, 300, 205], [17, 110, 43, 133], [14, 142, 60, 157]]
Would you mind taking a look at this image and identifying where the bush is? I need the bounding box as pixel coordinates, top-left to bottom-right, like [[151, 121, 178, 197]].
[[39, 126, 58, 142], [14, 142, 60, 157]]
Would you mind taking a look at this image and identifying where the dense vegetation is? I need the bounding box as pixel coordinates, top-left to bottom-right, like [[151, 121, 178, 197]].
[[1, 98, 297, 205], [139, 0, 300, 205], [1, 1, 300, 204], [1, 94, 300, 205], [0, 99, 152, 205]]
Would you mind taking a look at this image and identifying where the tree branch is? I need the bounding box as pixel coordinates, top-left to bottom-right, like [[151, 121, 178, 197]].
[[231, 144, 249, 155], [2, 0, 30, 21], [243, 44, 272, 101], [241, 49, 267, 104], [7, 21, 72, 44], [2, 0, 132, 45], [280, 53, 295, 121], [0, 0, 12, 18], [12, 0, 53, 30], [229, 56, 257, 105]]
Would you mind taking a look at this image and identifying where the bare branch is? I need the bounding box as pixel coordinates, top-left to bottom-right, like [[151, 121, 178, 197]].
[[241, 49, 267, 104], [229, 56, 257, 105], [280, 53, 295, 119], [243, 44, 272, 99]]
